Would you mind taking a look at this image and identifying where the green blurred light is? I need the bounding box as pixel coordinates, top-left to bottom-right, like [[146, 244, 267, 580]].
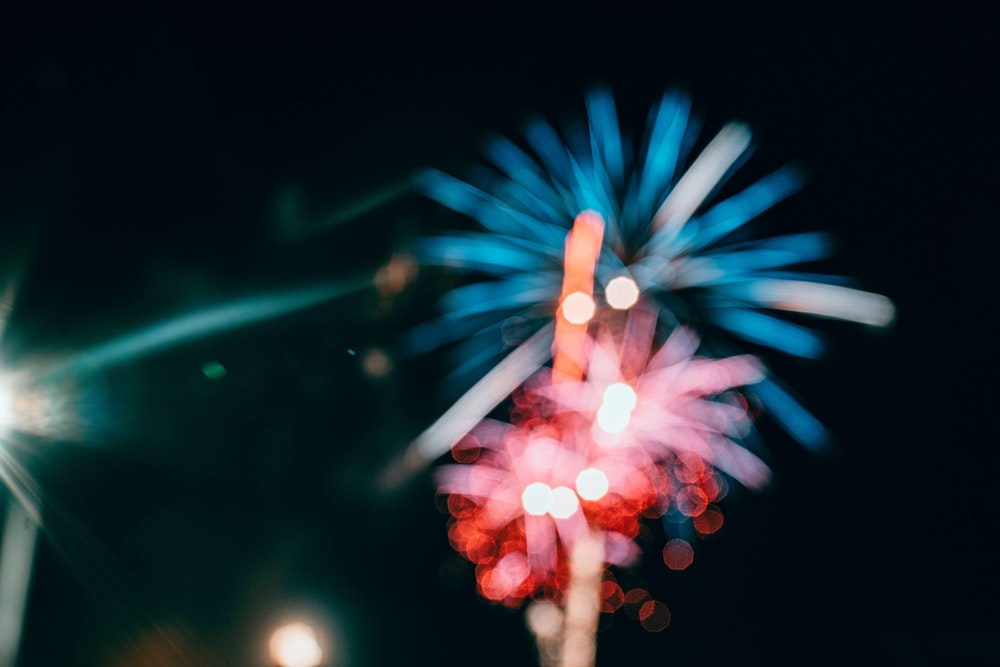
[[201, 361, 226, 380]]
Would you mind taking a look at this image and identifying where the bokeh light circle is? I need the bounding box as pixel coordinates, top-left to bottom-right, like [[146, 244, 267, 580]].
[[575, 468, 610, 501], [549, 486, 580, 519], [561, 291, 596, 324], [522, 482, 554, 516], [605, 276, 640, 309]]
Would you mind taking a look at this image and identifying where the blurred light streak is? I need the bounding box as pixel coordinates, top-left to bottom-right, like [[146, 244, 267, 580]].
[[740, 279, 896, 326], [554, 212, 604, 381], [273, 179, 412, 242], [651, 122, 752, 239], [382, 323, 555, 488], [560, 529, 603, 667], [42, 281, 369, 379], [0, 500, 37, 667], [526, 600, 563, 667]]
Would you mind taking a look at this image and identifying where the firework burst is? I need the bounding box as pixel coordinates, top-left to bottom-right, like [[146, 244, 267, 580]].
[[405, 88, 894, 465]]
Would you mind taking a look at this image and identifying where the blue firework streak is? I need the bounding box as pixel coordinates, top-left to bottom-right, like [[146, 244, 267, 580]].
[[402, 88, 893, 470]]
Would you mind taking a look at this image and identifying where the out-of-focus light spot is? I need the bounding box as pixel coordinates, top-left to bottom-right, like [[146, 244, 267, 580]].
[[596, 404, 629, 433], [676, 485, 709, 517], [346, 348, 356, 356], [526, 600, 564, 640], [575, 468, 609, 501], [549, 486, 579, 519], [623, 588, 652, 619], [374, 252, 418, 297], [597, 382, 637, 433], [522, 482, 554, 516], [603, 382, 637, 411], [663, 539, 694, 570], [561, 291, 595, 324], [639, 600, 672, 632], [605, 276, 640, 310], [269, 622, 323, 667], [200, 361, 226, 380], [361, 348, 393, 378], [693, 506, 725, 535], [599, 580, 624, 613]]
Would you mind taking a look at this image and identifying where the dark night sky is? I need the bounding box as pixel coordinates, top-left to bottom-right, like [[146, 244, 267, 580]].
[[1, 7, 997, 666]]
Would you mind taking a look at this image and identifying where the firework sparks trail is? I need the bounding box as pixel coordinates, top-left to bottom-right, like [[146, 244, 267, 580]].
[[403, 89, 894, 667], [406, 88, 894, 464], [435, 213, 770, 666]]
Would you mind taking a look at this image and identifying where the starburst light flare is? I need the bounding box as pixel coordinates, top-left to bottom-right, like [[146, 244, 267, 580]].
[[407, 88, 894, 461]]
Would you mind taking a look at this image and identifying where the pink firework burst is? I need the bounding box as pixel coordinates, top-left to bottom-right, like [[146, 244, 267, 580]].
[[436, 297, 768, 608]]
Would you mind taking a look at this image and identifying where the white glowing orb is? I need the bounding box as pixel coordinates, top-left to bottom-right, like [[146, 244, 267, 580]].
[[596, 404, 630, 433], [560, 291, 596, 324], [575, 468, 609, 501], [549, 486, 580, 519], [605, 276, 640, 310], [596, 382, 638, 433], [603, 382, 638, 412], [269, 622, 323, 667], [522, 482, 554, 516]]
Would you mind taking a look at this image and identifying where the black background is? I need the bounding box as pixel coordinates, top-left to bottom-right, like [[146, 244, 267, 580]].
[[1, 6, 997, 666]]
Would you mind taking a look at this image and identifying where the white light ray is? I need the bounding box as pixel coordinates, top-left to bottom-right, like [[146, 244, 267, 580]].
[[748, 279, 896, 326], [0, 500, 38, 667], [381, 324, 556, 489], [651, 122, 752, 239]]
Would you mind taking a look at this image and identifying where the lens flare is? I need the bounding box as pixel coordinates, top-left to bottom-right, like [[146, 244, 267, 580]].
[[269, 622, 323, 667]]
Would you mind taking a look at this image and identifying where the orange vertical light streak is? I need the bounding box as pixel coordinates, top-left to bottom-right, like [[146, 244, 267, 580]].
[[553, 211, 605, 382]]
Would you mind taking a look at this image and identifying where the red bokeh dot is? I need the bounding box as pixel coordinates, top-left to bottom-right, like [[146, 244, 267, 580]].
[[676, 486, 709, 517], [623, 588, 652, 619], [599, 581, 624, 613], [693, 506, 725, 536], [662, 539, 694, 570], [639, 600, 672, 632], [674, 453, 707, 484], [451, 435, 481, 463]]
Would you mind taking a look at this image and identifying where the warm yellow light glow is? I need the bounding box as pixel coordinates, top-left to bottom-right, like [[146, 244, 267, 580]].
[[522, 482, 554, 516], [560, 292, 596, 325], [549, 486, 579, 519], [269, 622, 323, 667], [605, 276, 640, 310], [575, 468, 609, 501], [596, 382, 637, 433]]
